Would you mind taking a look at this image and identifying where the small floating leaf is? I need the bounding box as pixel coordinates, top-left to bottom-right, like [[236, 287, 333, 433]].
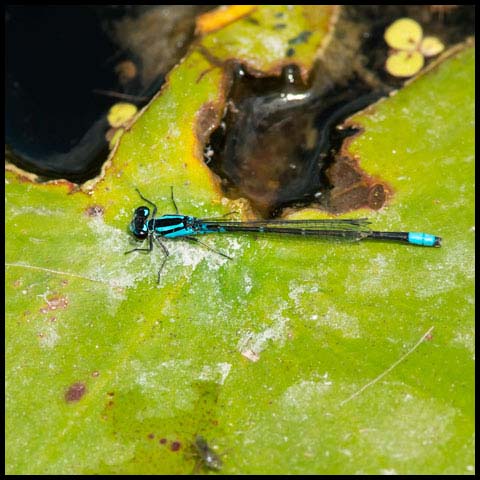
[[420, 36, 445, 57], [107, 102, 138, 128], [385, 49, 424, 77], [384, 18, 422, 51], [108, 127, 125, 150]]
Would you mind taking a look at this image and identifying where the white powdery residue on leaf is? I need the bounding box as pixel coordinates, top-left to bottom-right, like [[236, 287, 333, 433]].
[[101, 441, 136, 466], [225, 237, 244, 252], [237, 304, 290, 361], [263, 34, 288, 58], [453, 326, 475, 353], [166, 241, 212, 269], [244, 273, 253, 294], [164, 237, 244, 275], [280, 380, 333, 421], [131, 358, 198, 417], [38, 324, 60, 348], [241, 349, 260, 362], [198, 362, 232, 385], [356, 253, 394, 295], [319, 306, 360, 338], [415, 242, 474, 299], [86, 216, 151, 287], [9, 205, 65, 218], [360, 395, 458, 461], [167, 123, 181, 139], [288, 281, 319, 308], [133, 358, 192, 389]]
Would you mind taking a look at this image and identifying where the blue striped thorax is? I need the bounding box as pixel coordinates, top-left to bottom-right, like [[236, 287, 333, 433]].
[[130, 207, 212, 240]]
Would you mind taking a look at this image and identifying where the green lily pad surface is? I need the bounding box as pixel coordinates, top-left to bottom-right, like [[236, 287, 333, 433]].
[[6, 6, 474, 475]]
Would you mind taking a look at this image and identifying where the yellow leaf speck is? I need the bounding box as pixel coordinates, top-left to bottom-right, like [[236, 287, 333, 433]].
[[107, 103, 138, 128]]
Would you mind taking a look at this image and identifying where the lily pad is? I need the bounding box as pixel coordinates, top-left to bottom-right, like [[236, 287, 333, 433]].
[[5, 7, 474, 476]]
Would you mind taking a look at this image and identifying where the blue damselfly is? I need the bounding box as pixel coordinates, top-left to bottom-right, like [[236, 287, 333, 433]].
[[126, 188, 441, 282]]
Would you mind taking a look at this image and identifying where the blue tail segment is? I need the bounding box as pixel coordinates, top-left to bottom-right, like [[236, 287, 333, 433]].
[[408, 232, 442, 247]]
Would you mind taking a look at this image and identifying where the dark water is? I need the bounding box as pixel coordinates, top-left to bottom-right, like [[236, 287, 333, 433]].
[[206, 64, 386, 217], [5, 5, 207, 182]]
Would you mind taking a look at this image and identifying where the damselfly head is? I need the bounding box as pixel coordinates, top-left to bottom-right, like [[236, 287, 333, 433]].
[[130, 206, 150, 239], [134, 206, 150, 219]]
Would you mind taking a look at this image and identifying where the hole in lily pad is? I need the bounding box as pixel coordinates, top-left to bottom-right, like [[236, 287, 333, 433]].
[[205, 63, 387, 218]]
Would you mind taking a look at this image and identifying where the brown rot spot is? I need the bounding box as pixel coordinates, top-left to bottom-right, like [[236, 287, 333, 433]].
[[107, 392, 115, 397], [368, 184, 386, 210], [170, 441, 182, 452], [196, 102, 221, 146], [13, 279, 22, 288], [65, 382, 87, 403], [159, 438, 167, 445], [326, 156, 389, 214], [147, 433, 155, 440], [85, 205, 105, 217], [39, 294, 69, 314]]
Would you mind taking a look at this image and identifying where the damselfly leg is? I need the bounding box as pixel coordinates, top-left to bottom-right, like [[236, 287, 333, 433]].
[[184, 236, 233, 260], [135, 188, 158, 218], [125, 232, 154, 254], [154, 235, 170, 283], [170, 186, 179, 214]]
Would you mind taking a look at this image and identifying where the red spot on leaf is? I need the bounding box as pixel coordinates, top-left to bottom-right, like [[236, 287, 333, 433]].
[[65, 382, 87, 403], [39, 294, 69, 314], [170, 441, 181, 452], [85, 205, 105, 217]]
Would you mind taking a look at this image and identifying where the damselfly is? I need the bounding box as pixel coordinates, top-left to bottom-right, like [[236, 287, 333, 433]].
[[126, 188, 442, 283]]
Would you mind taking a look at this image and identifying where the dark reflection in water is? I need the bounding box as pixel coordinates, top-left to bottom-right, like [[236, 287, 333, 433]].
[[207, 64, 386, 217], [5, 5, 212, 182]]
